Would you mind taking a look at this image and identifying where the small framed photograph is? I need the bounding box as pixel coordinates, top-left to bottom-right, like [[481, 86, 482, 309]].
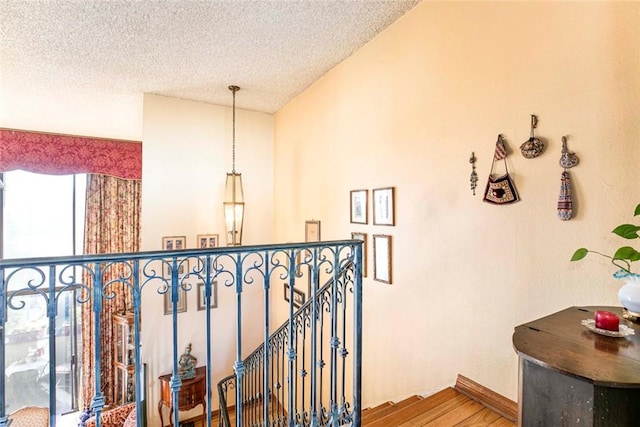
[[162, 236, 188, 277], [350, 189, 368, 224], [163, 235, 186, 251], [197, 281, 218, 311], [305, 220, 321, 242], [373, 234, 392, 284], [284, 284, 306, 309], [351, 232, 368, 278], [372, 187, 395, 226], [163, 286, 187, 315], [163, 259, 189, 278], [197, 234, 219, 249]]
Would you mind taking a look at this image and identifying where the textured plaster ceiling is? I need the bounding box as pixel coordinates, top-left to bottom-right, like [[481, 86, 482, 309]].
[[0, 1, 420, 114]]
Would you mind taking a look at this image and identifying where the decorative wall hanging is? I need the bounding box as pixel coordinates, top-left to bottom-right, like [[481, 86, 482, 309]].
[[197, 281, 218, 310], [373, 234, 392, 284], [469, 152, 478, 195], [558, 136, 579, 221], [483, 135, 520, 205], [372, 187, 395, 226], [351, 232, 368, 277], [520, 114, 545, 159], [305, 220, 321, 242], [350, 189, 368, 224], [197, 233, 219, 248]]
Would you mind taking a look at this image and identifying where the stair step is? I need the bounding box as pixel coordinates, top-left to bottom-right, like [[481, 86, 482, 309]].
[[364, 388, 459, 427], [397, 393, 470, 426], [362, 395, 421, 423]]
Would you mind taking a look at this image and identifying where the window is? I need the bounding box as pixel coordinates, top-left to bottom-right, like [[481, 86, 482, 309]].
[[1, 170, 85, 416]]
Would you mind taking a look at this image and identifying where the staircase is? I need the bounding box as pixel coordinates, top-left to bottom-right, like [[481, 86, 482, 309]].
[[361, 375, 517, 427]]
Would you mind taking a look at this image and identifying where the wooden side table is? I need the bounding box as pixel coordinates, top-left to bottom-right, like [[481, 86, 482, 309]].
[[158, 366, 207, 427], [513, 306, 640, 426]]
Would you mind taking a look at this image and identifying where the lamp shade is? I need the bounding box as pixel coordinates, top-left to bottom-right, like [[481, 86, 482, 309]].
[[224, 172, 244, 246]]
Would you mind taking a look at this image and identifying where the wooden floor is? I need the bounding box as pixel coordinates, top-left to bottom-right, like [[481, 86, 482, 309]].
[[189, 386, 514, 426], [362, 387, 515, 426]]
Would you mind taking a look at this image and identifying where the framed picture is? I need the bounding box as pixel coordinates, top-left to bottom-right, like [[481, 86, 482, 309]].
[[162, 236, 188, 277], [305, 220, 321, 242], [350, 189, 368, 224], [197, 281, 218, 310], [284, 283, 306, 309], [163, 286, 187, 315], [197, 234, 219, 249], [163, 235, 186, 251], [373, 234, 392, 284], [351, 232, 368, 277], [372, 187, 395, 226], [163, 259, 189, 278]]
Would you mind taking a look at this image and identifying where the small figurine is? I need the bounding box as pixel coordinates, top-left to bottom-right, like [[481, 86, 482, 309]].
[[178, 343, 197, 379]]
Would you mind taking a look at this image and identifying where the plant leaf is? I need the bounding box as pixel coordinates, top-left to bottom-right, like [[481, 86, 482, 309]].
[[613, 246, 640, 262], [571, 248, 589, 261], [635, 203, 640, 217], [612, 224, 640, 239]]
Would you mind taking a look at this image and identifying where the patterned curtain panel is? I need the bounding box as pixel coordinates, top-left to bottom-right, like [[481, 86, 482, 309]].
[[0, 128, 141, 179], [81, 174, 141, 408]]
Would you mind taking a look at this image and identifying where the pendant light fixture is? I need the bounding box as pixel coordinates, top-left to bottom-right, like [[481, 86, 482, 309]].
[[224, 85, 244, 246]]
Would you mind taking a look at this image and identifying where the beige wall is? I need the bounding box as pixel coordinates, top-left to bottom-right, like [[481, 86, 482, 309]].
[[140, 94, 274, 424], [274, 1, 640, 405]]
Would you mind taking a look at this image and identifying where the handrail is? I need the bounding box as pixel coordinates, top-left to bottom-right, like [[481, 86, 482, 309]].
[[217, 259, 358, 426], [0, 239, 362, 427]]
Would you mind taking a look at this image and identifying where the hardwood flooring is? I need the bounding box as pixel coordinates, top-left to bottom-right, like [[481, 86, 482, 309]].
[[362, 388, 515, 426], [187, 385, 515, 426]]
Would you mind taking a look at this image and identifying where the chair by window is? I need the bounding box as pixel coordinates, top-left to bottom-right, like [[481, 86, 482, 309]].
[[9, 406, 49, 427]]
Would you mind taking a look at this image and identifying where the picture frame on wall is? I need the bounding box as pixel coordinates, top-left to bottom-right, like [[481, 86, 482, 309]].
[[162, 236, 188, 277], [163, 286, 187, 315], [197, 281, 218, 310], [162, 235, 186, 251], [351, 232, 368, 277], [350, 189, 368, 224], [197, 234, 219, 249], [373, 234, 392, 284], [305, 220, 321, 242], [284, 283, 306, 309], [373, 187, 395, 226]]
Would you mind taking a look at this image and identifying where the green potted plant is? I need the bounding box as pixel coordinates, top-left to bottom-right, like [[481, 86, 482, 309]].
[[571, 203, 640, 314]]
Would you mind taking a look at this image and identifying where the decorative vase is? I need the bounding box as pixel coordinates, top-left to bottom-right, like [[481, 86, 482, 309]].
[[614, 270, 640, 316]]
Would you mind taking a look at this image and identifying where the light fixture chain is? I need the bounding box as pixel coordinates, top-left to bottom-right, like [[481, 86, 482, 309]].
[[232, 87, 236, 173], [229, 85, 240, 174]]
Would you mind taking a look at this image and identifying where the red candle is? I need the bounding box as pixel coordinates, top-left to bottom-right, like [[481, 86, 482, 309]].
[[594, 310, 619, 332]]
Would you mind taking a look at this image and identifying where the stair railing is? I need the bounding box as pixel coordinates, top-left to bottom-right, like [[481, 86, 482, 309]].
[[217, 246, 362, 427], [0, 240, 362, 427]]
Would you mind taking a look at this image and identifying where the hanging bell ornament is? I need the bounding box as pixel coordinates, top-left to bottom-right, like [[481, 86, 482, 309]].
[[469, 151, 478, 195], [559, 136, 579, 169], [520, 114, 545, 159]]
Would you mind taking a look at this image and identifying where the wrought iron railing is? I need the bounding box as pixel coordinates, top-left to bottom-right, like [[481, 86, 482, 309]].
[[0, 240, 363, 427], [217, 259, 358, 427]]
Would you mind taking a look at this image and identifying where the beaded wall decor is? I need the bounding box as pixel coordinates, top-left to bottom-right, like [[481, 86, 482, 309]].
[[469, 151, 478, 195], [520, 114, 545, 159], [558, 136, 579, 221]]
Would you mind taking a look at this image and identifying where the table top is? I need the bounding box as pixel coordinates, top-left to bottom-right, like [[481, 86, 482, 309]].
[[158, 366, 206, 384], [513, 306, 640, 388]]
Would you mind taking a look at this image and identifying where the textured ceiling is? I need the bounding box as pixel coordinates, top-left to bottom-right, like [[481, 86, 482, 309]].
[[0, 1, 420, 114]]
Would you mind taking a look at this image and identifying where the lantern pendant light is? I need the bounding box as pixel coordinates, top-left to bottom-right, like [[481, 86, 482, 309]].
[[224, 85, 244, 246]]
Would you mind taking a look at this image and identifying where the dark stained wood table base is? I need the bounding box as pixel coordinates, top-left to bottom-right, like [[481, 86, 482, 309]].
[[513, 306, 640, 427], [158, 366, 207, 427]]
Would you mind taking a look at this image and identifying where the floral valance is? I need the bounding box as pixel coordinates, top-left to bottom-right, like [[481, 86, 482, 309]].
[[0, 128, 142, 179]]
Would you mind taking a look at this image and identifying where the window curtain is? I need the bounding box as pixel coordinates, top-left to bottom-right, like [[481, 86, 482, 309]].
[[81, 174, 141, 408], [1, 128, 142, 410]]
